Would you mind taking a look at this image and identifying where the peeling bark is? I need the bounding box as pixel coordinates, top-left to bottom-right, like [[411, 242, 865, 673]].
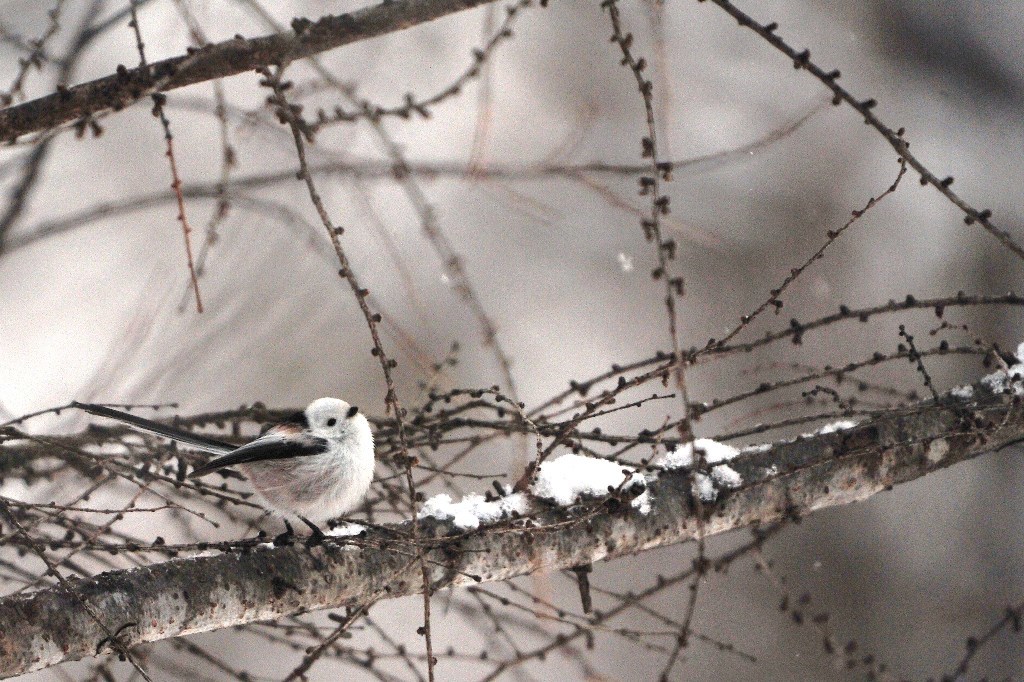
[[0, 384, 1020, 677], [0, 0, 501, 142]]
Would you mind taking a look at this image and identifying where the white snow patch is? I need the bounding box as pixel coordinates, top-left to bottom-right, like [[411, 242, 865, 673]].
[[659, 438, 740, 469], [631, 490, 652, 515], [711, 464, 742, 488], [809, 420, 858, 436], [693, 473, 717, 502], [654, 440, 744, 499], [532, 454, 646, 507], [695, 465, 744, 502], [419, 492, 528, 530], [980, 345, 1024, 396], [950, 384, 974, 400], [741, 442, 772, 455], [327, 523, 366, 537]]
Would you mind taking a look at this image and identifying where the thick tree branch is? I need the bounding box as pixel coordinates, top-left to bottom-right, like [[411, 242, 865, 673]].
[[0, 0, 500, 143], [0, 382, 1020, 677]]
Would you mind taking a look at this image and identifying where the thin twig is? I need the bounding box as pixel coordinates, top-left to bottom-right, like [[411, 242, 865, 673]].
[[127, 0, 203, 312], [261, 66, 436, 682]]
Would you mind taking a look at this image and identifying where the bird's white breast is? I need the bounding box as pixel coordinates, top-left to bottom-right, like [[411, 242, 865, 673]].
[[241, 417, 375, 523]]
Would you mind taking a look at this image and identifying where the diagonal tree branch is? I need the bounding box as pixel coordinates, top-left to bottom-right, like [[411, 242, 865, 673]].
[[1, 378, 1021, 677], [0, 0, 502, 143]]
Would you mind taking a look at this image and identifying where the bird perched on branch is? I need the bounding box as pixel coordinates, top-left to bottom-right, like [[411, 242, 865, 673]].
[[73, 398, 375, 542]]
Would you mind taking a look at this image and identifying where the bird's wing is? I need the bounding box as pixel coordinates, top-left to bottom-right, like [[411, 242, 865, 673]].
[[260, 410, 307, 435], [73, 401, 235, 454], [187, 429, 329, 478]]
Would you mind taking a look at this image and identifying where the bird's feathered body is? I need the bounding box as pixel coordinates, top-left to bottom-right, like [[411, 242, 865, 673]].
[[239, 437, 374, 522], [234, 400, 375, 522], [73, 397, 375, 524]]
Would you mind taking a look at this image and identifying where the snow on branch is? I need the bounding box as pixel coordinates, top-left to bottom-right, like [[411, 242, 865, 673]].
[[1, 379, 1021, 677]]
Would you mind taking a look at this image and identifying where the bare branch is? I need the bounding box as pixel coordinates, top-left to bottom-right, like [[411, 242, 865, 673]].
[[0, 0, 503, 142], [702, 0, 1024, 262], [1, 381, 1019, 677]]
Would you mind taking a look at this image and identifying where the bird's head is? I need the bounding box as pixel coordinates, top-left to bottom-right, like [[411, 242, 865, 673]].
[[304, 397, 370, 442]]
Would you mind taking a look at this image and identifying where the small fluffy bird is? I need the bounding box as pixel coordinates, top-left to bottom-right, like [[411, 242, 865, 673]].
[[73, 398, 375, 534]]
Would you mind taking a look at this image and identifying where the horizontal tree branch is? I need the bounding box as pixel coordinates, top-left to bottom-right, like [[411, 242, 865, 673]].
[[0, 0, 500, 143], [0, 382, 1020, 677]]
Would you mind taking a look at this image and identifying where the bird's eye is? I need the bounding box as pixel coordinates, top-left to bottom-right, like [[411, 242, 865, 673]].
[[326, 418, 337, 427], [347, 405, 359, 418]]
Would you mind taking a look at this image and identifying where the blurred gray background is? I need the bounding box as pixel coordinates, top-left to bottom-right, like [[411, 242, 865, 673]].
[[2, 0, 1023, 679]]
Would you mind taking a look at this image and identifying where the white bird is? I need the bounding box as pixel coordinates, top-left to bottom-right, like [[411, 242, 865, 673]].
[[73, 398, 375, 538]]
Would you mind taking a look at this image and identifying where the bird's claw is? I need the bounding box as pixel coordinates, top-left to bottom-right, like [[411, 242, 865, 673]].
[[273, 519, 295, 546], [299, 516, 326, 548]]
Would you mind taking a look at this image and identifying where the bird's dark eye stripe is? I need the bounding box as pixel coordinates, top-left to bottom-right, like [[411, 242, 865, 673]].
[[326, 418, 337, 427], [347, 405, 359, 418]]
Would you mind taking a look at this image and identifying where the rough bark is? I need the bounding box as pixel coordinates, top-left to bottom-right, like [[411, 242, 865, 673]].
[[0, 383, 1020, 677], [0, 0, 501, 143]]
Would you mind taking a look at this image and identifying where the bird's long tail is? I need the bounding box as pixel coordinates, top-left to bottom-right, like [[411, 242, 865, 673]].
[[72, 401, 235, 455]]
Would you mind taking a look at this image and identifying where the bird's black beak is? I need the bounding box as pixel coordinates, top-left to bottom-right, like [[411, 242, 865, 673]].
[[347, 405, 359, 418]]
